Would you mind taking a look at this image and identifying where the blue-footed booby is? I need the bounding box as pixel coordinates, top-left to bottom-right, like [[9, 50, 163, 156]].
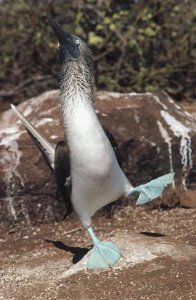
[[11, 17, 174, 270], [11, 104, 121, 219]]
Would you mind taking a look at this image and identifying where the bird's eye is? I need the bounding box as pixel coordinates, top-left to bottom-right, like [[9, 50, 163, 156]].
[[75, 39, 80, 45]]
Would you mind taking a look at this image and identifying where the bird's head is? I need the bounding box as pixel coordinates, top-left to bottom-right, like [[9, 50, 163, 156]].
[[47, 17, 93, 71]]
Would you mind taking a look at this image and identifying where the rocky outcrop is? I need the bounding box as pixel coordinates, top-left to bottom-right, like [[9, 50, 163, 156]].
[[0, 90, 195, 226]]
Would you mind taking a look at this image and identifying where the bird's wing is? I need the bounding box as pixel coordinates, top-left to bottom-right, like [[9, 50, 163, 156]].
[[129, 173, 175, 205], [11, 104, 72, 217], [103, 126, 121, 167], [54, 141, 72, 217], [11, 104, 55, 170]]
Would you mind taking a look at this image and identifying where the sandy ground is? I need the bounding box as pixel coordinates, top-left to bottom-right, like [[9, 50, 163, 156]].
[[0, 206, 196, 300]]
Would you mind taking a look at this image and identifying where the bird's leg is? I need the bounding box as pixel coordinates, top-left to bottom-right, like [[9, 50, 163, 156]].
[[86, 225, 122, 269], [129, 173, 175, 205]]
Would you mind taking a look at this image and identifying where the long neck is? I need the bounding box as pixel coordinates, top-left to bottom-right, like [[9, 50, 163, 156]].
[[60, 61, 93, 108], [59, 61, 94, 133]]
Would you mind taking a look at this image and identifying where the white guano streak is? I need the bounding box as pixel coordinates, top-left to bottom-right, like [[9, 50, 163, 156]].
[[152, 95, 168, 110], [157, 121, 175, 189], [160, 110, 192, 190], [0, 140, 22, 221]]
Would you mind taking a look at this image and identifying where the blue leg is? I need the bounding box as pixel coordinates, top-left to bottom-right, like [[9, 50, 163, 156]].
[[86, 226, 122, 269], [129, 172, 175, 205]]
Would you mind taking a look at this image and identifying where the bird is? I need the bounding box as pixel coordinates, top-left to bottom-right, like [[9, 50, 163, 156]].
[[11, 17, 174, 270], [11, 104, 121, 219]]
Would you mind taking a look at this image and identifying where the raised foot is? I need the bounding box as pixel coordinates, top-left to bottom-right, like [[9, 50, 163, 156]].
[[87, 241, 122, 269], [129, 172, 175, 205]]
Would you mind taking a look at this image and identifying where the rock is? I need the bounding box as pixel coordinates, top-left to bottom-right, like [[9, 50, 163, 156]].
[[0, 90, 195, 226], [1, 208, 196, 299], [61, 231, 195, 278]]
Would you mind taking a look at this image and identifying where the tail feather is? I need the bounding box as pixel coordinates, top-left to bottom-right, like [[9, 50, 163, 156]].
[[11, 104, 55, 170], [129, 173, 175, 205]]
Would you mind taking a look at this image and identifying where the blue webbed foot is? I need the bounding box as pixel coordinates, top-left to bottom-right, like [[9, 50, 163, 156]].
[[87, 241, 121, 269], [86, 226, 121, 269], [129, 172, 175, 205]]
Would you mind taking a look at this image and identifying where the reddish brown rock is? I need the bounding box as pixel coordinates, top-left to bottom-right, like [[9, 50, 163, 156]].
[[0, 90, 195, 226]]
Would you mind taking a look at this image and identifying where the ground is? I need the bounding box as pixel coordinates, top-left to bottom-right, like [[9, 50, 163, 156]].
[[1, 206, 196, 300]]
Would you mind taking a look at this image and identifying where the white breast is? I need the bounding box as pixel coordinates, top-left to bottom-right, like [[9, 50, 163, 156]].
[[64, 95, 113, 176], [62, 93, 133, 227]]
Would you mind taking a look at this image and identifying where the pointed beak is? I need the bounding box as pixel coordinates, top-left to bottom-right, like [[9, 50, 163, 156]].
[[47, 16, 72, 45], [46, 16, 80, 62]]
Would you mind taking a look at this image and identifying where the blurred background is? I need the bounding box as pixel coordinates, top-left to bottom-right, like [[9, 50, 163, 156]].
[[0, 0, 195, 112]]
